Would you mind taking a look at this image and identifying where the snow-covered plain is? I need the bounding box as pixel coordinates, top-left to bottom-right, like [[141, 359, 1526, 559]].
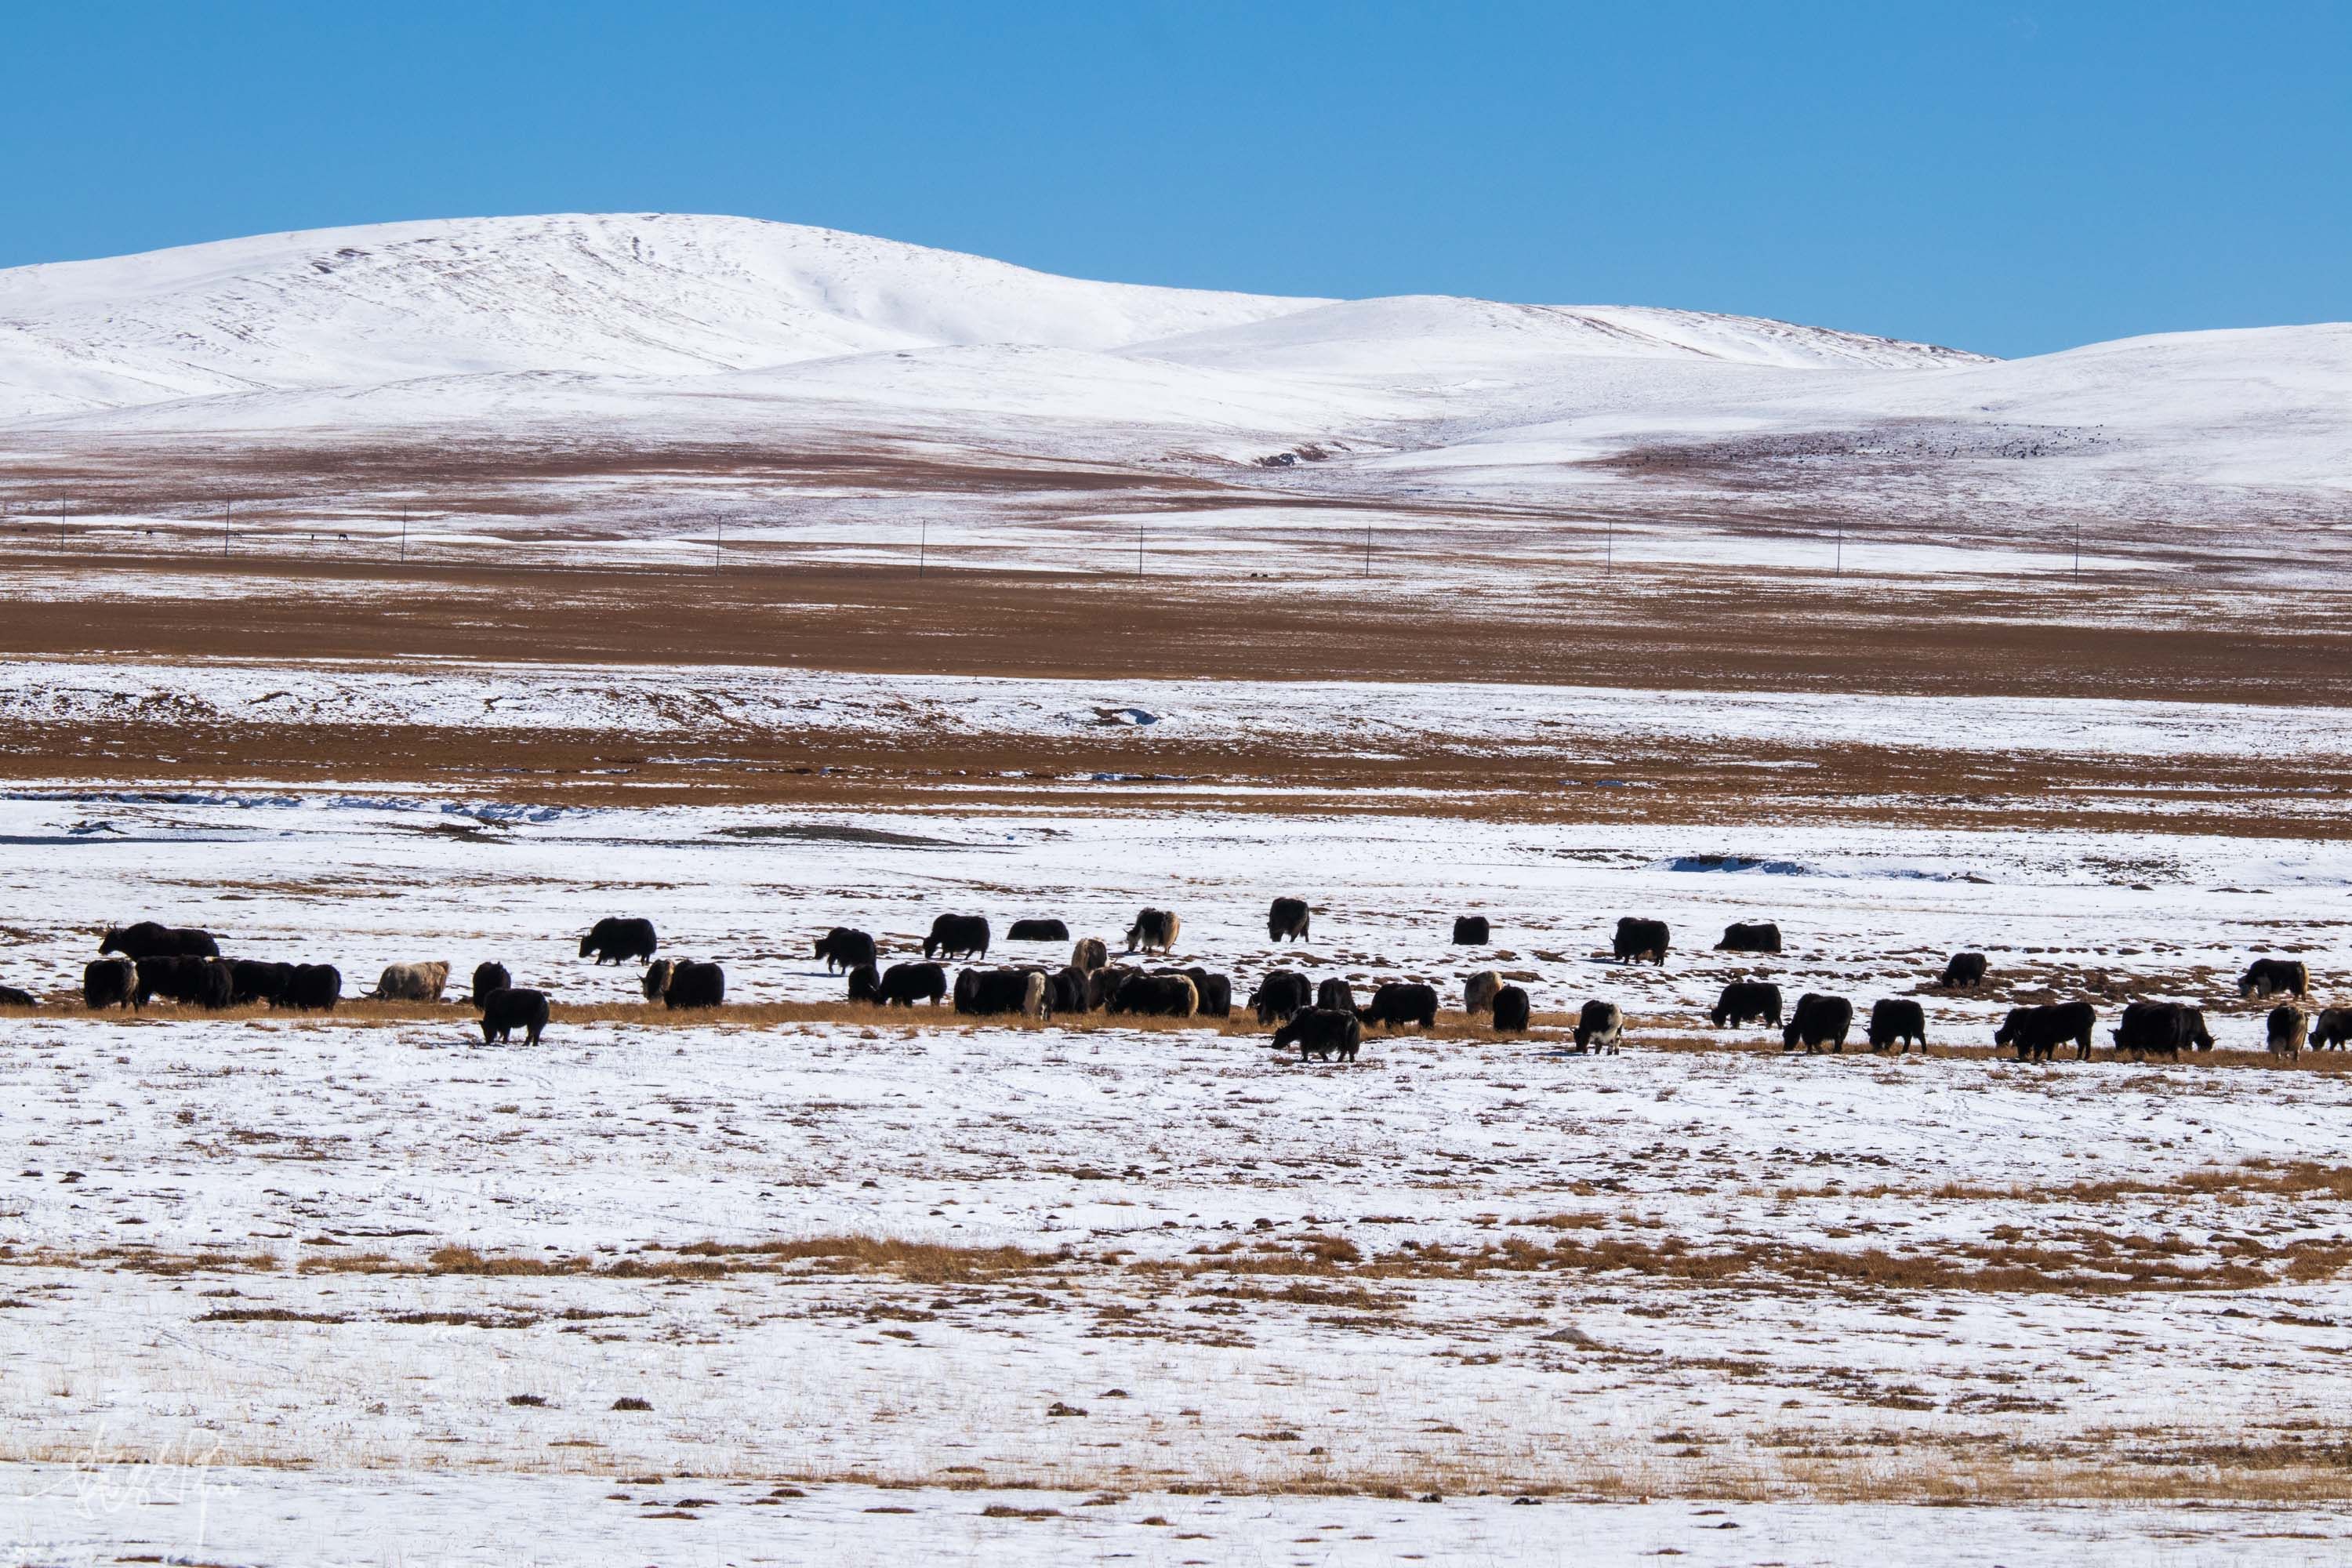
[[4, 785, 2352, 1564]]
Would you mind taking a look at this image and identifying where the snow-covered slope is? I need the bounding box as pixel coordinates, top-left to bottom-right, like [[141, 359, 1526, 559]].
[[0, 212, 1975, 423]]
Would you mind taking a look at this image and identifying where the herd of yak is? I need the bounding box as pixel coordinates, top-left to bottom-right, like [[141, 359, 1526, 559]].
[[21, 906, 2343, 1064]]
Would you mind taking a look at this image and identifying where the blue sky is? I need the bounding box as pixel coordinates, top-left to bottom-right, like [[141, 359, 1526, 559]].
[[5, 2, 2345, 357]]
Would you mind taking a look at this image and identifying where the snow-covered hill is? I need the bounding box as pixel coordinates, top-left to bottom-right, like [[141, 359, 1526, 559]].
[[0, 213, 2343, 584], [0, 212, 1976, 423]]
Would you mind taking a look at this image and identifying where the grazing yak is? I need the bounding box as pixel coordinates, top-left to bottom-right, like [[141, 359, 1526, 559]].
[[1453, 915, 1490, 946], [227, 960, 292, 1007], [1711, 980, 1783, 1029], [368, 961, 451, 1003], [1315, 977, 1356, 1014], [1007, 917, 1069, 942], [1939, 952, 1989, 989], [925, 914, 991, 961], [1276, 1007, 1361, 1062], [2239, 958, 2310, 1000], [1268, 898, 1312, 943], [2111, 1000, 2212, 1060], [956, 967, 1050, 1018], [282, 964, 341, 1011], [0, 985, 34, 1009], [644, 959, 724, 1009], [1867, 998, 1928, 1054], [1573, 1000, 1624, 1054], [1087, 964, 1138, 1011], [1045, 966, 1091, 1014], [83, 956, 135, 1011], [847, 964, 883, 1004], [2313, 1007, 2352, 1051], [1251, 970, 1312, 1025], [1125, 908, 1181, 956], [1783, 993, 1854, 1054], [1490, 985, 1531, 1033], [1359, 982, 1439, 1031], [1613, 917, 1669, 965], [470, 962, 512, 1010], [100, 921, 218, 960], [2269, 1004, 2310, 1058], [134, 955, 233, 1011], [1463, 970, 1502, 1016], [1716, 921, 1782, 955], [580, 917, 657, 966], [662, 960, 726, 1010], [1177, 967, 1232, 1018], [1996, 1000, 2098, 1062], [815, 927, 878, 972], [1111, 971, 1197, 1018], [1070, 938, 1109, 973], [480, 987, 550, 1046], [870, 961, 948, 1007]]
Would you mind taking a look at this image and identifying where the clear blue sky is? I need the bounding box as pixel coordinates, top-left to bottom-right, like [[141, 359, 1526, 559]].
[[6, 2, 2345, 358]]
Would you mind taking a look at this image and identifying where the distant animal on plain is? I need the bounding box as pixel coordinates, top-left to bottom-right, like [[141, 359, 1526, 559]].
[[1573, 1000, 1623, 1054], [873, 961, 948, 1007], [100, 921, 218, 960], [0, 985, 34, 1008], [134, 955, 233, 1011], [660, 960, 726, 1010], [1251, 970, 1312, 1025], [480, 987, 550, 1046], [227, 960, 292, 1007], [1125, 908, 1181, 955], [1453, 915, 1490, 946], [1613, 917, 1669, 965], [1997, 1000, 2098, 1062], [83, 956, 136, 1011], [1359, 982, 1438, 1031], [1711, 981, 1782, 1029], [1070, 938, 1109, 973], [2111, 1000, 2212, 1060], [1177, 967, 1232, 1018], [2268, 1004, 2309, 1058], [1783, 993, 1854, 1054], [1086, 965, 1138, 1011], [955, 967, 1050, 1018], [2239, 958, 2309, 1000], [1268, 898, 1311, 943], [1007, 917, 1069, 942], [1045, 966, 1091, 1014], [1276, 1007, 1361, 1062], [369, 961, 451, 1003], [1490, 985, 1530, 1033], [282, 964, 342, 1011], [470, 961, 511, 1010], [1867, 998, 1928, 1054], [1464, 970, 1502, 1016], [924, 914, 990, 961], [1110, 971, 1196, 1018], [1938, 952, 1988, 989], [1315, 977, 1356, 1014], [815, 927, 877, 972], [2312, 1007, 2352, 1051], [579, 917, 657, 965], [1716, 921, 1781, 955]]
